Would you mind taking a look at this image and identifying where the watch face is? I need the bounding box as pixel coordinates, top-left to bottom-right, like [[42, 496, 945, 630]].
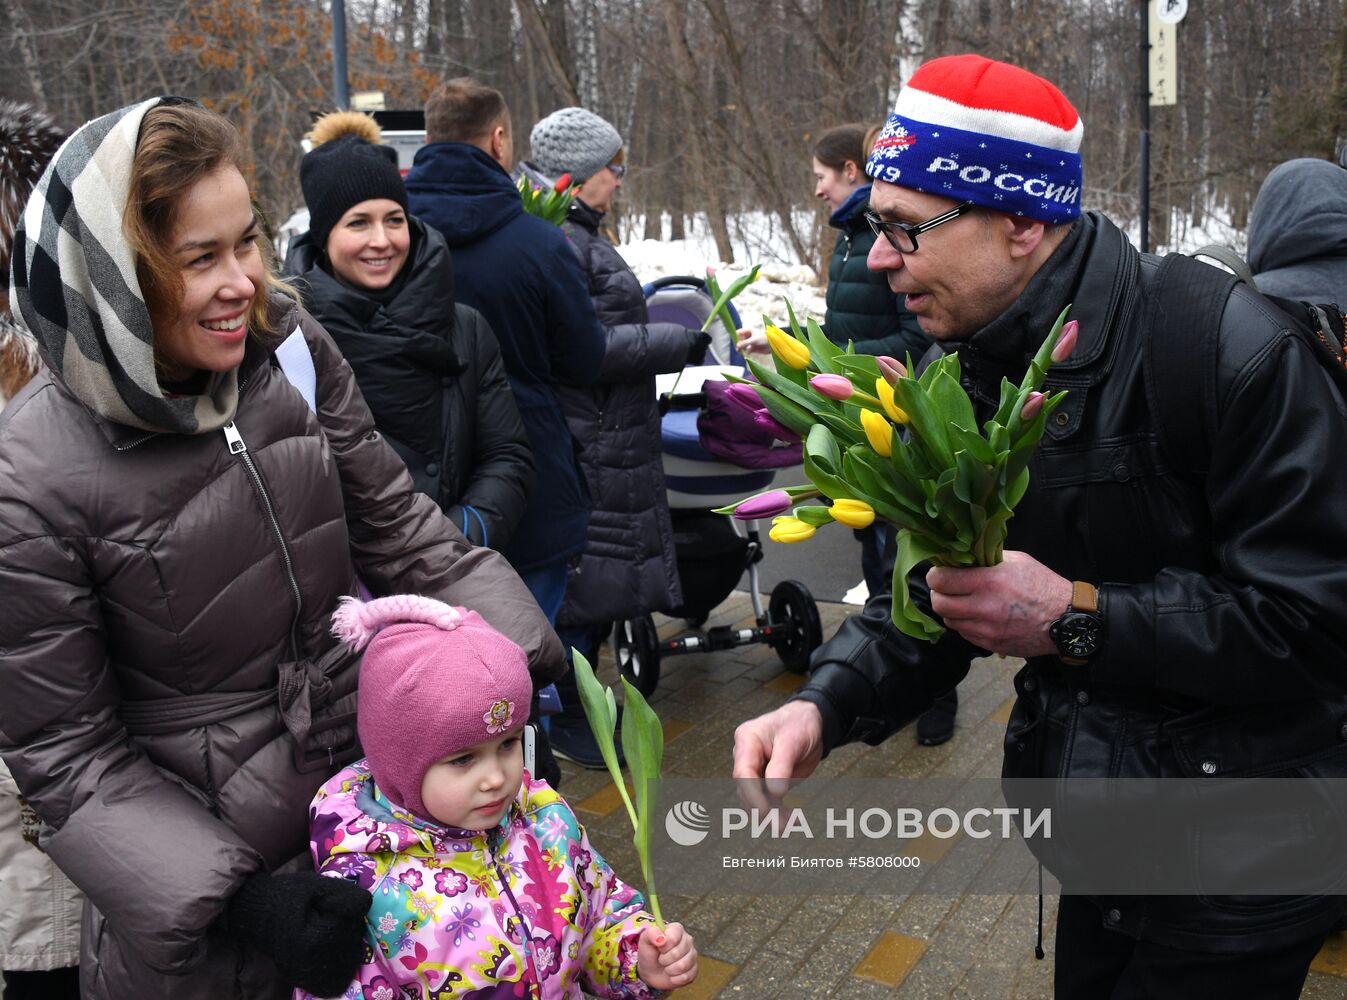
[[1050, 612, 1101, 658]]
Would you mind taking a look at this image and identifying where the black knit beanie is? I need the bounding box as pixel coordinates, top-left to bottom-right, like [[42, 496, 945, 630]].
[[300, 136, 407, 251]]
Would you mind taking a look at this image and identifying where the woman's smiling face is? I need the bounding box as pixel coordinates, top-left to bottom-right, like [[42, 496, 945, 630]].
[[155, 166, 263, 378], [324, 198, 411, 291]]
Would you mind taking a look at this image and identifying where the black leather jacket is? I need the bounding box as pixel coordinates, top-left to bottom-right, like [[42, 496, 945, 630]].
[[795, 212, 1347, 950]]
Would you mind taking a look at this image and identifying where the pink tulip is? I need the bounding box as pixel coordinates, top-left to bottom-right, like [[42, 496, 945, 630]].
[[733, 489, 793, 520], [875, 356, 907, 386], [1051, 320, 1078, 364], [753, 410, 801, 442], [810, 373, 855, 401], [725, 383, 765, 411], [1020, 391, 1046, 422]]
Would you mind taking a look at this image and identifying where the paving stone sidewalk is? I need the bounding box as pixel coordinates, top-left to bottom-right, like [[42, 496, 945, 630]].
[[558, 592, 1347, 999]]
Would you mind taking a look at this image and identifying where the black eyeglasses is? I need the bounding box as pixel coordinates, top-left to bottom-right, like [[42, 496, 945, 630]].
[[864, 201, 975, 253], [607, 163, 627, 179]]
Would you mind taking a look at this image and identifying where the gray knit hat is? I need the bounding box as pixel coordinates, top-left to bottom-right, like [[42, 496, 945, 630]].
[[528, 107, 623, 183]]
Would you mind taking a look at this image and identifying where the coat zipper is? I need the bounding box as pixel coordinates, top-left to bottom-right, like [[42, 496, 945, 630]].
[[842, 232, 853, 263], [114, 431, 160, 452], [490, 828, 542, 999], [222, 420, 304, 659]]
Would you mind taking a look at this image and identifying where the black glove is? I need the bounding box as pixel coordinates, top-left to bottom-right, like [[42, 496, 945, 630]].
[[686, 330, 713, 366], [225, 871, 372, 996]]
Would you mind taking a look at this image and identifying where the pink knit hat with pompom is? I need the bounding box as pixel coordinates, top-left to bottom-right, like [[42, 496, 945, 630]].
[[333, 594, 531, 819]]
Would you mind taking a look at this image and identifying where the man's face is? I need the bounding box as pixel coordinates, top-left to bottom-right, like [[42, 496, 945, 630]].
[[866, 180, 1024, 342]]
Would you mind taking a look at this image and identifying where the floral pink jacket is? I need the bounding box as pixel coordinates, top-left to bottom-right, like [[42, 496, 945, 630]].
[[299, 760, 662, 1000]]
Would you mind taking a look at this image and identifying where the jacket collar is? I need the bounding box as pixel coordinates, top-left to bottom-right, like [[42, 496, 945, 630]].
[[406, 143, 521, 244], [955, 212, 1136, 391], [829, 185, 873, 231], [566, 197, 605, 233]]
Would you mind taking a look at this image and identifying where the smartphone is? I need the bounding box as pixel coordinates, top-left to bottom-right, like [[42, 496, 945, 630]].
[[523, 723, 537, 775]]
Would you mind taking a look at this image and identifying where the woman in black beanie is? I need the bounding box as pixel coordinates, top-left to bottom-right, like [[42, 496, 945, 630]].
[[286, 112, 533, 553]]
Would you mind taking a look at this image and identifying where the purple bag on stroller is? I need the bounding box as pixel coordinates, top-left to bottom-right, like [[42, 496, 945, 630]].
[[696, 379, 803, 469]]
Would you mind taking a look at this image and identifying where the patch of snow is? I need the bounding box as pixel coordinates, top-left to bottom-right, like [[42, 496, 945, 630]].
[[617, 210, 829, 330]]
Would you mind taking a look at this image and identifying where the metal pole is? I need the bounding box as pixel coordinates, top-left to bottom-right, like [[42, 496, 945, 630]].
[[332, 0, 350, 110], [1139, 0, 1150, 253]]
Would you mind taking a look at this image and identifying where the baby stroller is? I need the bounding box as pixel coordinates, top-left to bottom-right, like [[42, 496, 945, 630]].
[[610, 276, 823, 697]]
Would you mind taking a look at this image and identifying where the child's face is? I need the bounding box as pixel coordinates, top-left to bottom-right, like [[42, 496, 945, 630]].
[[420, 725, 526, 830]]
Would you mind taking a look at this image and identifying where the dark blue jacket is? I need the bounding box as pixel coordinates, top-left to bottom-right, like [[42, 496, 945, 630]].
[[406, 142, 606, 573]]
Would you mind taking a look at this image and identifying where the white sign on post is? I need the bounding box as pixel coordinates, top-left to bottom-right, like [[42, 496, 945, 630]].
[[1157, 0, 1188, 25], [1148, 0, 1179, 106]]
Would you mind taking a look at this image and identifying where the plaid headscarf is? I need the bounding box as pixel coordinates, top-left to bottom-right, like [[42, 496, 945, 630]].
[[8, 96, 239, 434]]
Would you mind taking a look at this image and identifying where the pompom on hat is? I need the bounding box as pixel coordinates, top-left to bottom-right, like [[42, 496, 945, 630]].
[[334, 594, 531, 820], [299, 110, 407, 252], [866, 55, 1084, 224]]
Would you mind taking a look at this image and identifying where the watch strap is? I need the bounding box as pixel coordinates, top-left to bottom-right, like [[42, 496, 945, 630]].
[[1071, 580, 1099, 614], [1053, 581, 1101, 665]]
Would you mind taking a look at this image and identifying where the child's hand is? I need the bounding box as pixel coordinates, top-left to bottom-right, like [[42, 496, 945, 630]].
[[636, 921, 698, 990], [736, 327, 771, 357]]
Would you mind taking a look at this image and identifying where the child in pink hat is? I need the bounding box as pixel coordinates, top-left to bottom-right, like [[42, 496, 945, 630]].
[[298, 594, 698, 999]]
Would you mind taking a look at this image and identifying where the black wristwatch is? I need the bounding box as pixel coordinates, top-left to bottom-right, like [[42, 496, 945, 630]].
[[1049, 581, 1102, 664]]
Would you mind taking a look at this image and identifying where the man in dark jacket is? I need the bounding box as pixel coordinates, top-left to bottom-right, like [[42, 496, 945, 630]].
[[405, 78, 607, 624], [732, 55, 1347, 998], [520, 107, 707, 767]]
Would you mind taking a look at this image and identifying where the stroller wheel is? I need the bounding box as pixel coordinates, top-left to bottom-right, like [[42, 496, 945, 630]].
[[768, 580, 823, 672], [613, 615, 661, 697]]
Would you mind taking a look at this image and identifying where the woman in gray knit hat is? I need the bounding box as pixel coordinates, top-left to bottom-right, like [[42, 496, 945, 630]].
[[521, 107, 709, 768]]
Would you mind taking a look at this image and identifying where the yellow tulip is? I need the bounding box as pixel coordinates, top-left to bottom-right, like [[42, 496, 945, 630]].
[[859, 409, 893, 456], [874, 377, 909, 424], [829, 498, 876, 528], [769, 515, 816, 543], [764, 324, 811, 369]]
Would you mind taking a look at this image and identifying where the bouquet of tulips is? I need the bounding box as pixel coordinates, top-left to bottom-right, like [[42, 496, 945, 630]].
[[517, 170, 578, 226], [716, 304, 1078, 642]]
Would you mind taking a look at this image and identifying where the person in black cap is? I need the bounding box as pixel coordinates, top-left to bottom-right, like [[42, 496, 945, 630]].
[[286, 112, 534, 558]]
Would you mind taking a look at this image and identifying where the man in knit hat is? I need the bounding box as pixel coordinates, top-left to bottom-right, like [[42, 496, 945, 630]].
[[734, 55, 1347, 995]]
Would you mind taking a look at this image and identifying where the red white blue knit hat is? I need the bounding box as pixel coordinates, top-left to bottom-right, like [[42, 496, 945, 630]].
[[866, 55, 1084, 224]]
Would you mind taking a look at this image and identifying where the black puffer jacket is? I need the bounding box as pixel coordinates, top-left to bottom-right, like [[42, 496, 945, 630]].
[[555, 198, 699, 626], [286, 219, 532, 550], [794, 212, 1347, 951]]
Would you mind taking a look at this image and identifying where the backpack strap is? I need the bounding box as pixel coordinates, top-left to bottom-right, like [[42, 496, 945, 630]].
[[1143, 253, 1240, 478], [1190, 243, 1255, 286]]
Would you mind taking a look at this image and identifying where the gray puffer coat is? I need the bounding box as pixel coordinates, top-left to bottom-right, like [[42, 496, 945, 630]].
[[0, 295, 563, 999], [555, 198, 699, 626]]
